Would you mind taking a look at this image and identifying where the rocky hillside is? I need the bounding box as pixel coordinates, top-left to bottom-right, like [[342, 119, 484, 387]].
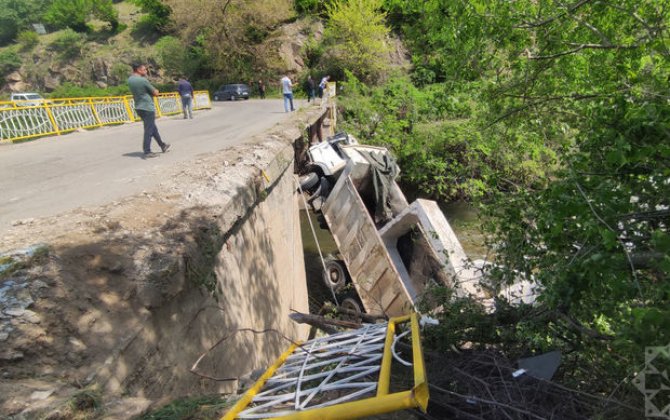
[[1, 1, 325, 97]]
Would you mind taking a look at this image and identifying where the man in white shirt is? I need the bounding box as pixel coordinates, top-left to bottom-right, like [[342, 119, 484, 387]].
[[280, 75, 295, 112]]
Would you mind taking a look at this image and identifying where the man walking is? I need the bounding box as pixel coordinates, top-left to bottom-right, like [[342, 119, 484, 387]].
[[280, 75, 295, 112], [128, 63, 170, 158], [306, 75, 315, 103], [177, 76, 194, 119]]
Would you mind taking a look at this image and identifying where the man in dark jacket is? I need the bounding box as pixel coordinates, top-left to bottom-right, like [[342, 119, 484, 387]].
[[177, 77, 194, 119]]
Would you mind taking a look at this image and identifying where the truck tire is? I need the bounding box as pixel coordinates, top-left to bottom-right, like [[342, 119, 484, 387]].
[[298, 172, 319, 192], [323, 259, 347, 292], [340, 296, 363, 323]]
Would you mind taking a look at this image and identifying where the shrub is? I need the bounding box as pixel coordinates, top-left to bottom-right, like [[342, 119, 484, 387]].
[[16, 30, 39, 51], [48, 82, 130, 99], [0, 47, 20, 75], [49, 29, 84, 59], [109, 62, 131, 84]]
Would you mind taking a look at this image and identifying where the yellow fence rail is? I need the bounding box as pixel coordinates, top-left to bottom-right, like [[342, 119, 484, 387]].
[[0, 90, 211, 143], [222, 313, 429, 419]]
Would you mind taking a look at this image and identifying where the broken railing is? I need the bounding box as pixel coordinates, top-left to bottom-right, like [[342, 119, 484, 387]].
[[222, 313, 429, 419]]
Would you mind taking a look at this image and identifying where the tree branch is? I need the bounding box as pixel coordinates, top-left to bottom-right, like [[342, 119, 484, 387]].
[[515, 0, 594, 29]]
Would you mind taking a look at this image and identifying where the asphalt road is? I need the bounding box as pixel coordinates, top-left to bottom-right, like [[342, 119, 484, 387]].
[[0, 99, 297, 231]]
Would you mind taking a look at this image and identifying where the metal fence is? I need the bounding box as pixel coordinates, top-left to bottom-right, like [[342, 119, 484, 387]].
[[0, 91, 212, 143]]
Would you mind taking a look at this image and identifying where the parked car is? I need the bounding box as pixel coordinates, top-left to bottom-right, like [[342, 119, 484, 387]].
[[10, 92, 47, 107], [213, 84, 250, 101]]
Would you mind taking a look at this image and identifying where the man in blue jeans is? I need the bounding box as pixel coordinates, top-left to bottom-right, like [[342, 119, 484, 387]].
[[280, 75, 295, 112], [128, 63, 170, 158], [177, 76, 194, 119]]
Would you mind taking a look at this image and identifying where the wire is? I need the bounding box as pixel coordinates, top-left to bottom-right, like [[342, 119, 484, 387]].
[[295, 175, 339, 306]]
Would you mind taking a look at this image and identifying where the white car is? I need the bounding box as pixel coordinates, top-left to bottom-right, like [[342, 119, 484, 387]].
[[10, 92, 47, 107]]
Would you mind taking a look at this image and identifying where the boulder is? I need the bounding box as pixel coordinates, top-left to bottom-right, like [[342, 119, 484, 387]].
[[91, 57, 110, 83], [60, 65, 80, 82], [43, 74, 60, 92], [6, 71, 23, 83], [96, 81, 107, 89], [7, 81, 30, 92]]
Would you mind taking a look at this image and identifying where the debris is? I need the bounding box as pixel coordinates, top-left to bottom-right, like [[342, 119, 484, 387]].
[[518, 350, 561, 381]]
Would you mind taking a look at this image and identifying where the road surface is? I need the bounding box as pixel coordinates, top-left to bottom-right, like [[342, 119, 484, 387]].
[[0, 99, 297, 231]]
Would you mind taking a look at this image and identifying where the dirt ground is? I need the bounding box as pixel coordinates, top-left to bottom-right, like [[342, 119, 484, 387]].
[[0, 114, 313, 418]]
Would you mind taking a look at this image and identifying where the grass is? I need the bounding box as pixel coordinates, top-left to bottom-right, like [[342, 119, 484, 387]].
[[140, 395, 232, 420]]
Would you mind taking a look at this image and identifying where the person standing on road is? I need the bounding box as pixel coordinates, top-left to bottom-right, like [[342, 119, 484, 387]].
[[318, 75, 330, 99], [177, 76, 194, 119], [258, 80, 266, 99], [280, 75, 295, 112], [306, 75, 315, 103], [128, 63, 170, 158]]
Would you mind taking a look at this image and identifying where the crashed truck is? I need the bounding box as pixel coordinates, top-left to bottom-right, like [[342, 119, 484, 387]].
[[297, 133, 531, 318]]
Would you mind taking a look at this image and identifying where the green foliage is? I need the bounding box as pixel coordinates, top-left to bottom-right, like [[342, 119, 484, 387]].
[[92, 0, 119, 32], [0, 47, 21, 75], [109, 62, 131, 84], [48, 29, 85, 59], [45, 0, 91, 32], [154, 35, 208, 79], [0, 0, 49, 46], [16, 30, 39, 51], [45, 0, 118, 32], [131, 0, 172, 34], [338, 73, 554, 201], [322, 0, 391, 84], [294, 0, 335, 16], [337, 0, 670, 401], [48, 82, 130, 98]]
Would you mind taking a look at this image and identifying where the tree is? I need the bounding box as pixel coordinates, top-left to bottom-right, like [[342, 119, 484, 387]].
[[131, 0, 172, 33], [165, 0, 293, 81], [340, 0, 670, 397], [45, 0, 119, 32], [322, 0, 391, 84], [0, 0, 50, 46]]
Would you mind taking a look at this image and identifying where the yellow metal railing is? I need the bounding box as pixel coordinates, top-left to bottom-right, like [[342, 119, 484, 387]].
[[0, 90, 211, 142], [222, 313, 428, 419]]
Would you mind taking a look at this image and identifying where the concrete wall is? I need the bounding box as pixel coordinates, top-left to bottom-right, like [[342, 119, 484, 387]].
[[94, 113, 325, 404]]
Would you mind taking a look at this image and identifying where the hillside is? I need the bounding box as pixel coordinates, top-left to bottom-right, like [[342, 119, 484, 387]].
[[1, 1, 327, 98]]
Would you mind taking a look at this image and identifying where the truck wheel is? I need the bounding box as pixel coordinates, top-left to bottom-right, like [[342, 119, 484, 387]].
[[323, 259, 347, 292], [340, 297, 363, 323], [298, 172, 319, 192]]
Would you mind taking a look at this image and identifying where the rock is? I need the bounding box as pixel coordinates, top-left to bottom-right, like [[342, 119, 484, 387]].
[[30, 280, 49, 292], [6, 71, 23, 83], [0, 332, 9, 341], [8, 80, 30, 92], [4, 308, 26, 317], [43, 74, 61, 92], [91, 57, 110, 82], [96, 81, 108, 89], [60, 65, 80, 82], [0, 350, 24, 361], [30, 389, 55, 400], [23, 309, 41, 324]]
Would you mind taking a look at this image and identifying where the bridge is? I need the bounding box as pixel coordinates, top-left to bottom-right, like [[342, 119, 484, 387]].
[[0, 99, 295, 230]]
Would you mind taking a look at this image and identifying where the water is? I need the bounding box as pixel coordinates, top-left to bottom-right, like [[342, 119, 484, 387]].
[[439, 200, 489, 260]]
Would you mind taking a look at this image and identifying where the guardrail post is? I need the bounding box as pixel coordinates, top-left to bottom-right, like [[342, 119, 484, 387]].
[[89, 98, 102, 127], [154, 96, 162, 117], [123, 96, 135, 122], [44, 103, 61, 136]]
